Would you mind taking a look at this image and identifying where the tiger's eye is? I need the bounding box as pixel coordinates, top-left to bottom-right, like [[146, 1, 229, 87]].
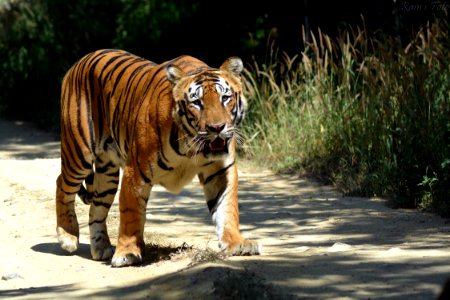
[[191, 99, 202, 107]]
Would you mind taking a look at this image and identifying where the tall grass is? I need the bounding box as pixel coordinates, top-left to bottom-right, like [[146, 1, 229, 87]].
[[242, 17, 450, 214]]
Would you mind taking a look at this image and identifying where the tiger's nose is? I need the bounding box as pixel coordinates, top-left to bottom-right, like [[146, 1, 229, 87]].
[[206, 123, 226, 134]]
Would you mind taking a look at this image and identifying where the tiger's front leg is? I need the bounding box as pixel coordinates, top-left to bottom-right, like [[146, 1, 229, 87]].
[[111, 165, 151, 267], [201, 162, 261, 256]]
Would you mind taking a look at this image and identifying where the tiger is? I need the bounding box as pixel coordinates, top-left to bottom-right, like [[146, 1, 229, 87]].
[[55, 49, 261, 267]]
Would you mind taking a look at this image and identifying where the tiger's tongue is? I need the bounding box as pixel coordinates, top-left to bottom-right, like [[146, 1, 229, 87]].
[[210, 138, 225, 151]]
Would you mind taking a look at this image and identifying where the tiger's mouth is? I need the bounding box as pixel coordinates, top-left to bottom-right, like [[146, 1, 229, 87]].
[[204, 137, 229, 156]]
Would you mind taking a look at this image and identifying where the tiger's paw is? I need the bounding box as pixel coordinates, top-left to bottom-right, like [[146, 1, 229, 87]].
[[91, 242, 114, 261], [111, 252, 142, 267], [223, 239, 262, 256], [111, 242, 143, 267], [57, 226, 79, 253]]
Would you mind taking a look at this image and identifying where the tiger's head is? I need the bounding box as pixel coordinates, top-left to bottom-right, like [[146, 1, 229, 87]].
[[167, 57, 247, 159]]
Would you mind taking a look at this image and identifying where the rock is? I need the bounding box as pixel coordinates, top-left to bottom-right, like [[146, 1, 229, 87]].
[[327, 242, 353, 253], [2, 273, 23, 280]]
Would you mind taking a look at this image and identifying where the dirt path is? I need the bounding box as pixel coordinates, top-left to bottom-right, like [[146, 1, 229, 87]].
[[1, 119, 450, 299]]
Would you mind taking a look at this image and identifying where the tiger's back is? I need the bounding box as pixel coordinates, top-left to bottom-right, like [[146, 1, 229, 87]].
[[60, 49, 207, 168], [56, 49, 260, 267]]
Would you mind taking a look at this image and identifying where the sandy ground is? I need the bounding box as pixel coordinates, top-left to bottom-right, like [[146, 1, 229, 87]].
[[1, 119, 450, 299]]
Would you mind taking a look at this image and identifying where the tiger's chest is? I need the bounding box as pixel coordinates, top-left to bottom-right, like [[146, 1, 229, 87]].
[[155, 160, 201, 194]]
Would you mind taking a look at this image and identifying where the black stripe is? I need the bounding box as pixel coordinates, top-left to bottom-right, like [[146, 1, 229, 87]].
[[231, 103, 237, 118], [74, 54, 94, 153], [85, 91, 95, 153], [108, 169, 120, 178], [140, 193, 150, 204], [100, 49, 125, 55], [144, 71, 176, 173], [96, 155, 105, 165], [107, 56, 135, 92], [120, 64, 152, 149], [85, 172, 95, 185], [108, 57, 138, 103], [108, 179, 120, 185], [207, 187, 227, 214], [61, 148, 85, 179], [123, 63, 153, 116], [60, 159, 86, 185], [94, 235, 105, 243], [207, 198, 217, 212], [92, 200, 112, 209], [79, 149, 93, 170], [180, 121, 195, 138], [95, 188, 118, 198], [154, 84, 173, 165], [77, 185, 93, 204], [234, 92, 245, 125], [99, 52, 130, 79], [203, 161, 235, 185], [96, 161, 116, 173], [59, 199, 75, 205], [178, 101, 197, 136], [63, 189, 78, 195], [62, 175, 80, 188], [97, 91, 104, 142], [106, 55, 152, 154], [130, 64, 167, 169], [170, 124, 184, 156], [103, 137, 113, 151], [63, 115, 93, 171], [89, 217, 107, 226], [138, 166, 152, 184], [64, 114, 92, 172], [157, 152, 174, 171], [105, 57, 136, 141]]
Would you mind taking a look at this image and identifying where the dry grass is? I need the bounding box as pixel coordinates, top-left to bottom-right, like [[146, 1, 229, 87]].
[[242, 16, 450, 213], [188, 246, 226, 266]]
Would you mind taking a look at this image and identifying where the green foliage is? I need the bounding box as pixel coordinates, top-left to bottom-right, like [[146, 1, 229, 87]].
[[242, 17, 450, 214], [0, 0, 56, 125], [45, 0, 121, 57], [0, 0, 120, 129], [113, 0, 196, 55]]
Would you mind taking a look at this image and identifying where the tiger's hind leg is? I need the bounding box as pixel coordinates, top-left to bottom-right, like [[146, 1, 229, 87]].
[[87, 153, 120, 261], [56, 168, 92, 253]]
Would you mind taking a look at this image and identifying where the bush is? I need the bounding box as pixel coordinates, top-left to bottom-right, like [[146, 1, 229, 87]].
[[0, 0, 58, 127], [0, 0, 258, 129], [242, 17, 450, 214], [0, 0, 120, 130], [113, 0, 196, 58]]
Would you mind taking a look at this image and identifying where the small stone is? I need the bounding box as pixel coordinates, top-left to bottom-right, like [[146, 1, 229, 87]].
[[327, 242, 353, 253], [296, 246, 311, 253], [2, 273, 24, 280]]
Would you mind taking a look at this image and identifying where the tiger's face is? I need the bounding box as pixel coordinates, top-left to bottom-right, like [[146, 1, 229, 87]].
[[168, 57, 246, 159]]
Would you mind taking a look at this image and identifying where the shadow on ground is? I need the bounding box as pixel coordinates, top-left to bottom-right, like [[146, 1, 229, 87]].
[[0, 119, 60, 159], [31, 242, 91, 260], [9, 255, 445, 299], [87, 169, 450, 299], [2, 119, 450, 299]]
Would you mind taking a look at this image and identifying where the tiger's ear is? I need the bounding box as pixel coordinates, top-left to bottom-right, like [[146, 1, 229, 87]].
[[220, 57, 243, 77], [167, 65, 185, 85]]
